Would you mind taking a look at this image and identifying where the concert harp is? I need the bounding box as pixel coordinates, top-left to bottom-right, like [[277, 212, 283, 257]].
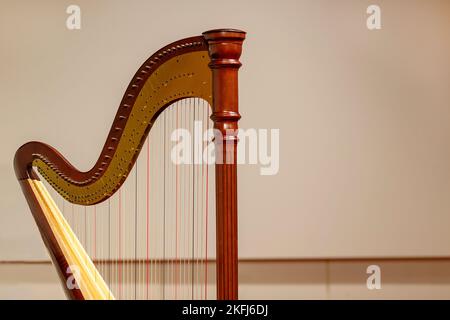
[[14, 29, 245, 300]]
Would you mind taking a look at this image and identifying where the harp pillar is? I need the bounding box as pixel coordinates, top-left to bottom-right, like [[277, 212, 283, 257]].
[[203, 29, 245, 300]]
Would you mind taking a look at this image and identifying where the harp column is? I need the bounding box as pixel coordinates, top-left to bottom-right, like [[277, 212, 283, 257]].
[[203, 29, 245, 300]]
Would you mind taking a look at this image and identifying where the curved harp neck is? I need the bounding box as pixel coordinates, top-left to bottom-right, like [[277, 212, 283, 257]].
[[14, 36, 210, 205]]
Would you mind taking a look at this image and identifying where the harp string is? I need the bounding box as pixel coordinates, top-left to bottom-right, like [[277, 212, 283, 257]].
[[108, 198, 111, 299], [200, 98, 205, 299], [40, 98, 213, 300], [175, 100, 179, 299], [193, 98, 197, 299], [198, 99, 202, 299], [117, 190, 120, 298], [205, 97, 209, 299], [134, 154, 138, 299], [168, 104, 173, 298], [163, 108, 167, 299], [146, 127, 150, 299], [192, 98, 196, 299], [191, 99, 195, 299], [184, 98, 189, 298]]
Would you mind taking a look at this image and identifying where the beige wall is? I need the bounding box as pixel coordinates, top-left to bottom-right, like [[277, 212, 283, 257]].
[[1, 0, 450, 299], [2, 259, 450, 299]]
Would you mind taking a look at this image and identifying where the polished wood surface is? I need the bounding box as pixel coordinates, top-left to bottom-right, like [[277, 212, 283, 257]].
[[18, 179, 84, 299], [204, 29, 246, 300]]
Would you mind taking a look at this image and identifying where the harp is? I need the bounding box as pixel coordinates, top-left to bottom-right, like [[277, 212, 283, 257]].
[[14, 29, 245, 300]]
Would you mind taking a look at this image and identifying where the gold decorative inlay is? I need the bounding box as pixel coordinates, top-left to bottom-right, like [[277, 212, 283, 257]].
[[34, 50, 212, 204]]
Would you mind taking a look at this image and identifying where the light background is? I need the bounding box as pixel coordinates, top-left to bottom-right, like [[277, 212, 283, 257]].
[[1, 0, 450, 263]]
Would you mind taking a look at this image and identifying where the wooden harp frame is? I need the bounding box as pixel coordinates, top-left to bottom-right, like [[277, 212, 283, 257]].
[[14, 29, 245, 300]]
